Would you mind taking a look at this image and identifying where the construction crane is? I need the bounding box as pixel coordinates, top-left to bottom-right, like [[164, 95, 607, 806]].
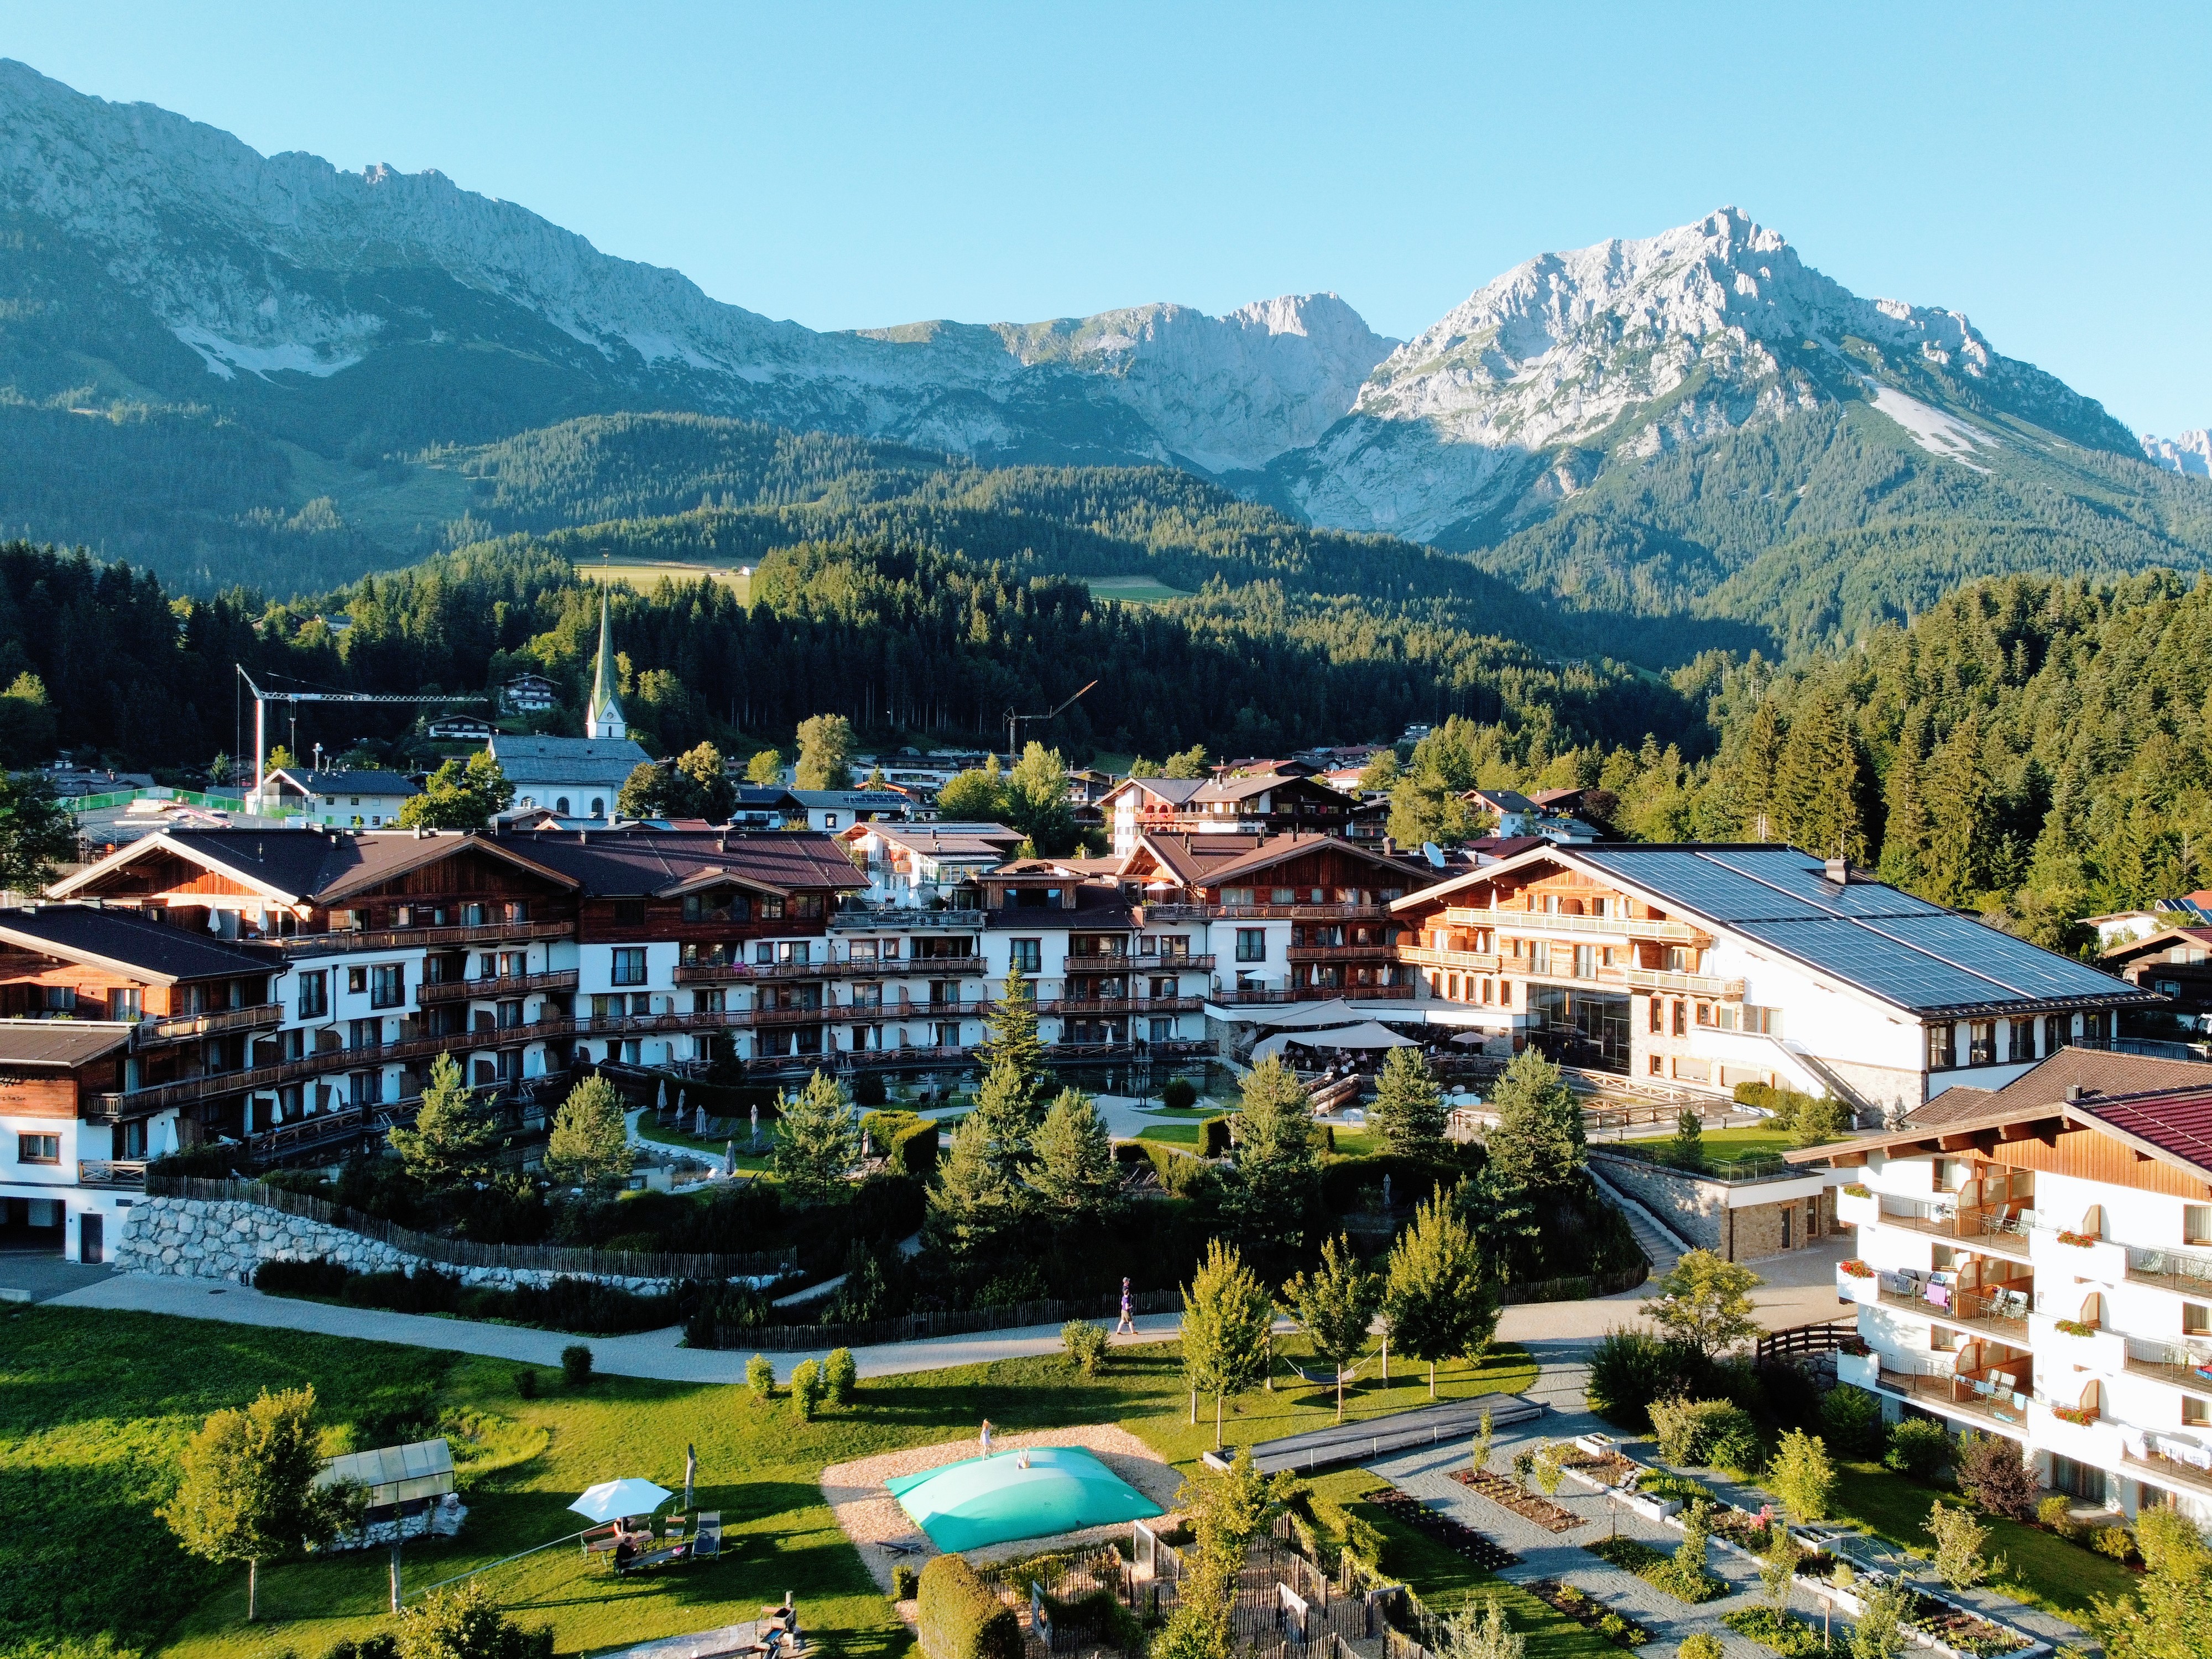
[[237, 667, 489, 800], [1003, 680, 1097, 764]]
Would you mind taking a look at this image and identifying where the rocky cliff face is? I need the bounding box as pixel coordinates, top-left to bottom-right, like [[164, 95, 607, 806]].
[[2143, 430, 2212, 478]]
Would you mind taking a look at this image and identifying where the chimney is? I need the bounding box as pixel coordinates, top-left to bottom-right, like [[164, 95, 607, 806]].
[[2064, 1083, 2087, 1102], [1824, 855, 1849, 885]]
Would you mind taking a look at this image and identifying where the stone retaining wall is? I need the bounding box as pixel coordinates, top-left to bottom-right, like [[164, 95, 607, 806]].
[[114, 1196, 679, 1292]]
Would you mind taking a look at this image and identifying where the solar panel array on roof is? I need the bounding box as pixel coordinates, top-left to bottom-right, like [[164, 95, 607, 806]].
[[1577, 849, 1829, 921], [1695, 849, 1948, 919], [1734, 919, 2017, 1011], [1869, 914, 2133, 1002]]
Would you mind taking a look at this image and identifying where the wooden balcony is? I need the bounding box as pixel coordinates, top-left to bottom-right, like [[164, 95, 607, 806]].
[[1287, 943, 1399, 962], [77, 1159, 146, 1187], [1209, 984, 1408, 1005], [1217, 902, 1387, 921], [1063, 952, 1138, 973], [131, 1003, 284, 1048], [1039, 994, 1203, 1016], [1625, 968, 1748, 999], [1863, 1198, 2034, 1261], [418, 969, 580, 1005], [1400, 944, 1500, 973], [274, 920, 572, 956], [673, 957, 985, 984], [827, 907, 984, 931], [1446, 907, 1702, 942], [1130, 902, 1212, 924]]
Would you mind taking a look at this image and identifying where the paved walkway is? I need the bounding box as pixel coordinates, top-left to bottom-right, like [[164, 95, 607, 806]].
[[0, 1248, 111, 1303]]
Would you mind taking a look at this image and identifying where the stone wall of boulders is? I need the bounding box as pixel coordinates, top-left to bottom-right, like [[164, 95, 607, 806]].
[[113, 1196, 679, 1293]]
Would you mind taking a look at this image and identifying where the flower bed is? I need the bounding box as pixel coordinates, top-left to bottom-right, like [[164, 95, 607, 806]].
[[1450, 1467, 1583, 1532], [1359, 1486, 1518, 1571], [1526, 1579, 1652, 1648], [1556, 1444, 1640, 1486], [1705, 1506, 1776, 1552], [1906, 1592, 2031, 1655], [1722, 1606, 1825, 1656], [1839, 1258, 1877, 1279], [1582, 1535, 1729, 1603], [1636, 1472, 1720, 1509]]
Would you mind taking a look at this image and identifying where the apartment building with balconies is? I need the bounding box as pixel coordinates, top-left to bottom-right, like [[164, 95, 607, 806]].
[[1799, 1061, 2212, 1521], [1388, 843, 2156, 1118]]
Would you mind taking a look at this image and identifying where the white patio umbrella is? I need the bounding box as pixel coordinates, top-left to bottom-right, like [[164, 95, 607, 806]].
[[568, 1478, 672, 1524], [656, 1079, 669, 1113]]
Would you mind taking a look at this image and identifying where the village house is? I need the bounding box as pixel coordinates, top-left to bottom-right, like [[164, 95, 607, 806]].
[[1100, 768, 1383, 856], [252, 768, 421, 828], [1389, 843, 2157, 1120], [2101, 926, 2212, 1025]]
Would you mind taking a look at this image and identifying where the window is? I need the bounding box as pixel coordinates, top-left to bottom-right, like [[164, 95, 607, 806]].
[[1221, 888, 1254, 907], [1271, 888, 1297, 905], [16, 1132, 58, 1164], [1573, 944, 1595, 979], [1672, 999, 1687, 1038], [2187, 1302, 2211, 1338], [684, 891, 750, 923], [591, 797, 605, 816], [1235, 928, 1266, 963], [693, 988, 726, 1013], [2189, 1206, 2212, 1247], [823, 813, 838, 830], [2188, 1397, 2211, 1428], [2010, 1018, 2037, 1062], [795, 894, 823, 919], [369, 963, 405, 1009], [1009, 938, 1042, 974], [1695, 1001, 1714, 1027], [1528, 940, 1551, 975], [1969, 1020, 1996, 1066], [108, 987, 142, 1020], [296, 971, 328, 1020], [1927, 1023, 1957, 1071], [347, 966, 368, 995], [611, 948, 648, 987], [757, 897, 786, 920], [556, 797, 570, 815]]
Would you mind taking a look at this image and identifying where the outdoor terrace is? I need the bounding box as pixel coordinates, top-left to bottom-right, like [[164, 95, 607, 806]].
[[1861, 1194, 2034, 1261], [129, 1003, 284, 1047], [274, 920, 572, 956], [2122, 1337, 2212, 1391], [672, 958, 983, 984], [2125, 1246, 2212, 1296], [417, 969, 580, 1005], [1444, 906, 1702, 942], [1625, 967, 1749, 998], [1872, 1360, 2033, 1434], [1399, 944, 1501, 973]]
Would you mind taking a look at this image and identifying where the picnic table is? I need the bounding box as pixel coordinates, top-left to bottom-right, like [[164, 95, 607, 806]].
[[588, 1510, 723, 1575]]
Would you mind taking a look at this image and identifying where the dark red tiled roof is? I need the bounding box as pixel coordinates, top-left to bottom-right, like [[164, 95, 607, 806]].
[[2073, 1087, 2212, 1178]]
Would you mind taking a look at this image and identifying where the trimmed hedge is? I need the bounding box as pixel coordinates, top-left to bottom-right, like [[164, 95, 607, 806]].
[[1199, 1114, 1232, 1157], [862, 1110, 941, 1175], [254, 1258, 687, 1334], [917, 1554, 1022, 1659]]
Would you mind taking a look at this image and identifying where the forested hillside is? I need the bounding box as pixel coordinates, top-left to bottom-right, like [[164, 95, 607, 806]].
[[1383, 570, 2212, 949]]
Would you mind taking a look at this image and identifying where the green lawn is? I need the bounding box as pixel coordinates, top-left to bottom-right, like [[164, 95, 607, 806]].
[[4, 1306, 1542, 1659], [1824, 1461, 2135, 1620], [1618, 1126, 1801, 1163], [632, 1117, 774, 1171]]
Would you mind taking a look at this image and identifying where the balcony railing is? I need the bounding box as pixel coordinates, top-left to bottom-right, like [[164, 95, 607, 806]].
[[1039, 994, 1203, 1016], [1062, 952, 1138, 973], [77, 1159, 146, 1187], [1215, 902, 1388, 921], [2127, 1246, 2212, 1295], [274, 920, 572, 956], [1399, 945, 1501, 973], [1872, 1360, 2032, 1431], [2122, 1338, 2212, 1391], [672, 957, 983, 984], [417, 969, 580, 1005], [131, 1003, 284, 1047], [1874, 1277, 2032, 1337], [828, 907, 985, 931], [1445, 906, 1702, 942], [2126, 1447, 2212, 1499], [1625, 968, 1749, 999], [1208, 984, 1410, 1005], [1130, 903, 1212, 924], [1867, 1197, 2034, 1260]]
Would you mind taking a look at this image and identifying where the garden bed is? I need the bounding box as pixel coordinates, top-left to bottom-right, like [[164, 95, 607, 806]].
[[1580, 1535, 1728, 1603], [1449, 1467, 1583, 1532], [1723, 1605, 1825, 1655], [1905, 1591, 2032, 1655], [1524, 1579, 1652, 1648], [1360, 1488, 1518, 1570]]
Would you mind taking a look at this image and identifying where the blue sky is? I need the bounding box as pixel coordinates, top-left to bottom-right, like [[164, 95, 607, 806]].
[[3, 2, 2205, 435]]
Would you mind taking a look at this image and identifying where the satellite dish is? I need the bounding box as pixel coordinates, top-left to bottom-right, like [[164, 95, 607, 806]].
[[1421, 842, 1447, 869]]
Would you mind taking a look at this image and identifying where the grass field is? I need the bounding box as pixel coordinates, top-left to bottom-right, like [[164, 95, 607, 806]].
[[4, 1306, 1541, 1659], [1082, 575, 1194, 606], [1618, 1126, 1801, 1163], [576, 561, 753, 599]]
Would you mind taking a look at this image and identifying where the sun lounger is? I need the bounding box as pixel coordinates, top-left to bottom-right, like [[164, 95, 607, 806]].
[[694, 1511, 722, 1560]]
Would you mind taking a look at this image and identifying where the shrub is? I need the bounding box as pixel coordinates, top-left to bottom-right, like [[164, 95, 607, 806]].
[[1062, 1319, 1109, 1378], [1722, 1606, 1823, 1656], [1768, 1430, 1836, 1524], [747, 1354, 776, 1399], [893, 1562, 919, 1600], [1928, 1499, 2005, 1590], [513, 1368, 538, 1400], [560, 1345, 593, 1388], [917, 1553, 1024, 1659], [1161, 1077, 1198, 1112], [1650, 1397, 1760, 1468], [1199, 1114, 1232, 1157], [823, 1347, 858, 1405], [2091, 1523, 2134, 1561], [1882, 1417, 1952, 1480], [861, 1110, 940, 1175], [853, 1070, 888, 1108], [789, 1358, 824, 1420], [1818, 1384, 1887, 1458], [1679, 1636, 1724, 1659], [1585, 1329, 1709, 1431], [2037, 1495, 2079, 1540], [1597, 1613, 1629, 1639], [2132, 1506, 2208, 1574], [1955, 1431, 2037, 1519]]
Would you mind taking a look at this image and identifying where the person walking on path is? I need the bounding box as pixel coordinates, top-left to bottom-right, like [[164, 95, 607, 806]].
[[1115, 1277, 1135, 1334]]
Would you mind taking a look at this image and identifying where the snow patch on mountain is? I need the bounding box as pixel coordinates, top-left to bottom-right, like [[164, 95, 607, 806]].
[[2142, 430, 2212, 478], [1859, 378, 1996, 473]]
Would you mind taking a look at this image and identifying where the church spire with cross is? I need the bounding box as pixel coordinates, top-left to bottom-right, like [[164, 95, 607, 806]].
[[585, 591, 627, 740]]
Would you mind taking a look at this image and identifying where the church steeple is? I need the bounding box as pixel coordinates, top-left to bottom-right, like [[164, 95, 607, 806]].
[[586, 593, 626, 740]]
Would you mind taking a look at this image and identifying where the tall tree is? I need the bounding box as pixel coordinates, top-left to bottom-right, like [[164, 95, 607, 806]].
[[974, 963, 1052, 1112], [1180, 1239, 1275, 1447], [966, 1060, 1044, 1181], [1923, 712, 1995, 905], [771, 1069, 859, 1201], [387, 1053, 499, 1190], [1876, 706, 1934, 891], [744, 747, 783, 785], [1382, 1188, 1497, 1396], [1162, 745, 1210, 780], [544, 1074, 634, 1193], [159, 1387, 359, 1622], [0, 773, 77, 892], [1641, 1249, 1763, 1357], [1483, 1048, 1583, 1194], [674, 742, 737, 820], [924, 1111, 1025, 1261], [1029, 1087, 1120, 1222], [399, 752, 515, 829], [1770, 693, 1866, 860], [1369, 1046, 1448, 1159], [1281, 1234, 1381, 1421], [794, 712, 855, 790], [1226, 1053, 1319, 1260], [1006, 742, 1079, 855]]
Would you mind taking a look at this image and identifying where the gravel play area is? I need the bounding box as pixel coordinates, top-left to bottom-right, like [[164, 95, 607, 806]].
[[821, 1425, 1183, 1603]]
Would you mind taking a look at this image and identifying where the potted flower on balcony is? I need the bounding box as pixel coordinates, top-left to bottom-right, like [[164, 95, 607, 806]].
[[1839, 1259, 1876, 1279], [2056, 1230, 2099, 1248], [2049, 1402, 2099, 1426], [1843, 1182, 1871, 1199], [2053, 1318, 2100, 1337]]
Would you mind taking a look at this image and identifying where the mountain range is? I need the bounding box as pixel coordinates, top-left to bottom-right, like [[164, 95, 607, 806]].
[[2, 55, 2209, 660]]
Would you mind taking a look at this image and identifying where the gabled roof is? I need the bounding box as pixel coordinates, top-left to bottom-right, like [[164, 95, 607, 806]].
[[1397, 842, 2156, 1020], [1190, 832, 1430, 889], [1969, 1046, 2212, 1115], [0, 1018, 134, 1068], [508, 830, 865, 897], [2103, 927, 2212, 964], [1125, 832, 1271, 885], [1469, 789, 1539, 813], [847, 822, 1023, 859], [0, 905, 279, 984], [788, 790, 910, 811], [1104, 777, 1208, 807], [267, 769, 420, 798], [485, 734, 651, 785]]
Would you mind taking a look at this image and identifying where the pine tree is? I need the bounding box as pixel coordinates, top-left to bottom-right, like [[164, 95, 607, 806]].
[[1877, 706, 1934, 891], [771, 1069, 858, 1202], [1369, 1046, 1447, 1159], [1924, 712, 1994, 905], [974, 963, 1051, 1114], [1029, 1087, 1120, 1222], [1381, 1188, 1497, 1396], [1736, 700, 1787, 840], [388, 1052, 498, 1190], [924, 1113, 1025, 1262], [1483, 1048, 1583, 1194], [1180, 1239, 1274, 1446], [545, 1074, 633, 1192], [1281, 1233, 1381, 1421], [1770, 693, 1865, 860], [966, 1060, 1043, 1181], [1226, 1054, 1318, 1259]]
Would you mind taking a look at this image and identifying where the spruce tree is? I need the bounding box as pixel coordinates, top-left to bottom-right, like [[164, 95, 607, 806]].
[[967, 1060, 1042, 1180], [1226, 1053, 1318, 1259], [925, 1113, 1025, 1263], [1029, 1087, 1120, 1222], [1876, 706, 1934, 892], [1770, 694, 1866, 860], [771, 1069, 859, 1201], [388, 1052, 499, 1191], [1924, 712, 1994, 906], [545, 1074, 633, 1193], [1483, 1048, 1583, 1194], [1370, 1046, 1447, 1159], [974, 963, 1051, 1116]]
